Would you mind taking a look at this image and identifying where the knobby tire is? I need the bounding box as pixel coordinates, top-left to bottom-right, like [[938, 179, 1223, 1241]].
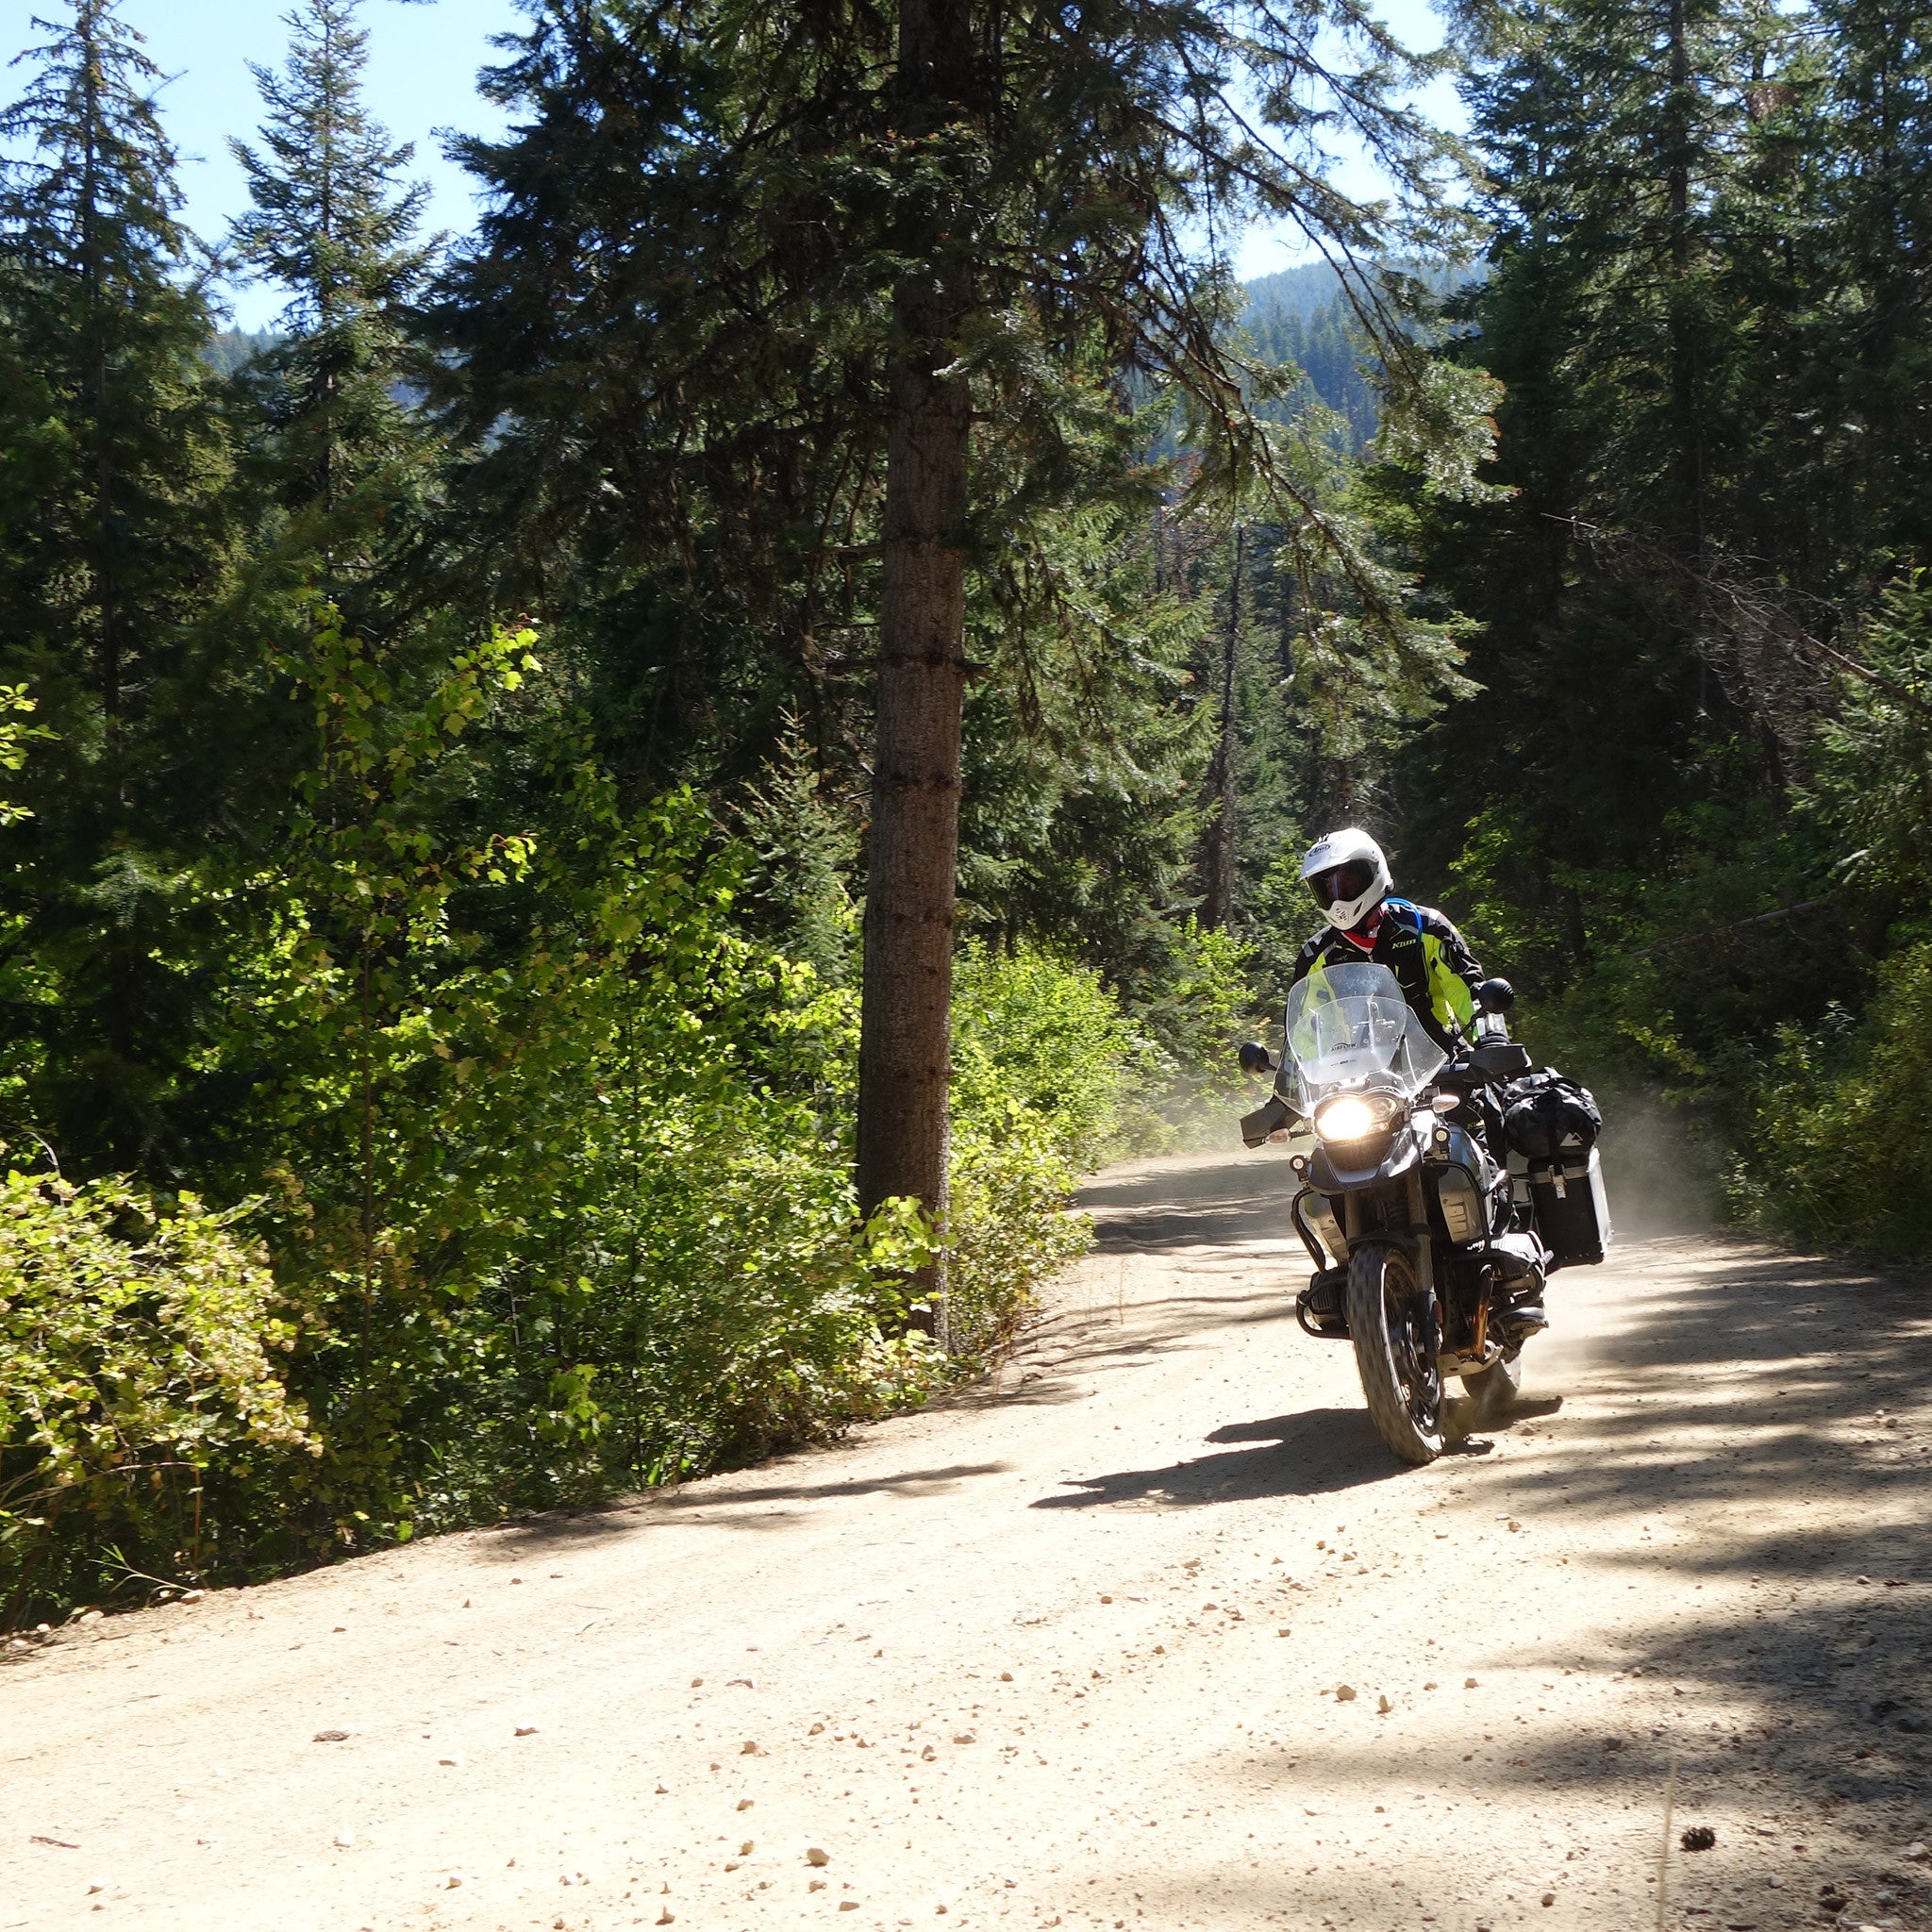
[[1345, 1240, 1444, 1466]]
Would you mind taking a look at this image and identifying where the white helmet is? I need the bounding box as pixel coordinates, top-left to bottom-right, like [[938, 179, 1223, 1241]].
[[1299, 827, 1391, 931]]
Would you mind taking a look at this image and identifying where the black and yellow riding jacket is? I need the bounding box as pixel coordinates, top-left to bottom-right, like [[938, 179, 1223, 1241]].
[[1288, 896, 1486, 1051]]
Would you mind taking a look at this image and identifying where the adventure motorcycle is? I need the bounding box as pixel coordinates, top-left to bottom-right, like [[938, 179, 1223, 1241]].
[[1237, 961, 1607, 1466]]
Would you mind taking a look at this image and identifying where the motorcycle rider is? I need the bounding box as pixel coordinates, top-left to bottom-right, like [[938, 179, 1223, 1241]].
[[1291, 827, 1485, 1050], [1289, 827, 1545, 1334]]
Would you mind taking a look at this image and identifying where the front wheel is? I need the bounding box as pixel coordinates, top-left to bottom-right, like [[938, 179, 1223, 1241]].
[[1345, 1241, 1444, 1466]]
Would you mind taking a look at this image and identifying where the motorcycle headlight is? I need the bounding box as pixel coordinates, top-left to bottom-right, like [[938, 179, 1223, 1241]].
[[1314, 1092, 1394, 1144]]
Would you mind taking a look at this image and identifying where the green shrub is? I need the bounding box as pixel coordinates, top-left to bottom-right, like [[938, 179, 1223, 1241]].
[[0, 622, 958, 1618], [420, 1048, 946, 1510], [0, 1167, 309, 1620], [1734, 943, 1932, 1255], [952, 941, 1139, 1164], [945, 1112, 1094, 1358], [1108, 917, 1256, 1152], [217, 734, 947, 1537], [0, 623, 1198, 1623], [942, 942, 1145, 1355]]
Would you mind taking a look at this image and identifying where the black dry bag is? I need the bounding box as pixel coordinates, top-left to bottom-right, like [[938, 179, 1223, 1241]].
[[1502, 1070, 1602, 1162]]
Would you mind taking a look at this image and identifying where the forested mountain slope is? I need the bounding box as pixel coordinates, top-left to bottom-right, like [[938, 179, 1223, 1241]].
[[1238, 261, 1474, 450], [202, 327, 278, 375]]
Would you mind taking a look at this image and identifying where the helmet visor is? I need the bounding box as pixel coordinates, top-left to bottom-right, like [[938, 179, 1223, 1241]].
[[1308, 859, 1375, 909]]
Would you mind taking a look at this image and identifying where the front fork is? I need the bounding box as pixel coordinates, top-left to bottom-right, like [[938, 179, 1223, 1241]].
[[1402, 1171, 1444, 1361], [1336, 1171, 1443, 1357]]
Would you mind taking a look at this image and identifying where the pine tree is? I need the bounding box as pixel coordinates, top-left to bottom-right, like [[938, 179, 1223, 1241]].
[[0, 0, 239, 1170], [1200, 526, 1244, 929], [1802, 0, 1932, 569], [228, 0, 436, 570], [1387, 0, 1810, 981], [1451, 0, 1781, 555], [432, 0, 1500, 1296]]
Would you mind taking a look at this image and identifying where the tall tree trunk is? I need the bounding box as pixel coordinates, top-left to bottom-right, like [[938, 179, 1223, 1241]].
[[1664, 0, 1706, 559], [856, 0, 976, 1326], [1201, 525, 1242, 928], [1276, 536, 1298, 685]]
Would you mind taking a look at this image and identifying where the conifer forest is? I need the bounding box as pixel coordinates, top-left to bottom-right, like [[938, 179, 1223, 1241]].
[[1, 0, 1928, 1628]]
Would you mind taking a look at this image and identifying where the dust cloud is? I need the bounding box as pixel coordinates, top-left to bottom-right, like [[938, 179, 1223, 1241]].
[[1596, 1087, 1724, 1239]]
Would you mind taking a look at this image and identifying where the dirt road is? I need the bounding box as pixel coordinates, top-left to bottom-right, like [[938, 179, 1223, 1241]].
[[5, 1151, 1930, 1932]]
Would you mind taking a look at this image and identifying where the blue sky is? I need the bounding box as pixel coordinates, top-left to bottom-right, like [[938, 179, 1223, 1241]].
[[2, 0, 524, 327], [0, 0, 1464, 330], [1231, 0, 1470, 286]]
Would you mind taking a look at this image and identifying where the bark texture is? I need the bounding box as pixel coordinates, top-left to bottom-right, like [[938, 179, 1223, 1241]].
[[1201, 525, 1242, 929], [856, 0, 977, 1313]]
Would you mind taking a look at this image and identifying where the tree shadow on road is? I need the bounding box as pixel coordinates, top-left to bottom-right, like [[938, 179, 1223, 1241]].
[[478, 1461, 1017, 1552], [1195, 1235, 1932, 1927]]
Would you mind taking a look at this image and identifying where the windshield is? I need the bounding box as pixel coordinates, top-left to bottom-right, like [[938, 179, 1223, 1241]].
[[1281, 960, 1447, 1111]]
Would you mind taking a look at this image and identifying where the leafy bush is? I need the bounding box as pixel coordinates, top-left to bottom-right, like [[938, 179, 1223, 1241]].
[[0, 683, 50, 828], [1734, 944, 1932, 1255], [0, 622, 1188, 1624], [212, 629, 953, 1541], [409, 1036, 945, 1514], [0, 621, 960, 1620], [1126, 918, 1256, 1149], [0, 1167, 309, 1621], [944, 943, 1143, 1355], [944, 1112, 1093, 1358], [952, 941, 1140, 1163]]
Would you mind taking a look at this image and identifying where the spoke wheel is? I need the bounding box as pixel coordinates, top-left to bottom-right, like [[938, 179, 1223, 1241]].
[[1345, 1241, 1444, 1466]]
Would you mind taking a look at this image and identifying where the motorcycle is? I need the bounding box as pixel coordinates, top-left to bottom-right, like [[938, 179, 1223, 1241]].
[[1236, 960, 1554, 1466]]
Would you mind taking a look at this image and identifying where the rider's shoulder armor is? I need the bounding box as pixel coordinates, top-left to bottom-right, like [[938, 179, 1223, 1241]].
[[1291, 927, 1334, 976]]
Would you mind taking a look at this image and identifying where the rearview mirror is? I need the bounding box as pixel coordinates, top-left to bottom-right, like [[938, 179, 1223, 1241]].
[[1476, 976, 1516, 1014], [1237, 1041, 1275, 1075]]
